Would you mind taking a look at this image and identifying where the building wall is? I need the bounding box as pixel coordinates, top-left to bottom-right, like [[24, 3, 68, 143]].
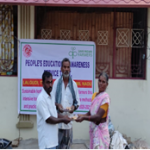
[[0, 6, 150, 144]]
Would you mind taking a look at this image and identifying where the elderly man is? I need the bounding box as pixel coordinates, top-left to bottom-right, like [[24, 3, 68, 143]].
[[36, 71, 71, 149], [52, 58, 80, 149]]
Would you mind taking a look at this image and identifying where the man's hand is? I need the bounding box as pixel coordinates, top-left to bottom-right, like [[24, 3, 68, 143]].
[[69, 106, 75, 113], [64, 115, 70, 120], [78, 114, 83, 117], [57, 104, 64, 113], [63, 118, 71, 124], [75, 116, 84, 123]]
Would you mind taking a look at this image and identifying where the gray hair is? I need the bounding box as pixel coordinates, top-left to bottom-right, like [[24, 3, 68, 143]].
[[61, 58, 70, 67], [98, 72, 109, 83]]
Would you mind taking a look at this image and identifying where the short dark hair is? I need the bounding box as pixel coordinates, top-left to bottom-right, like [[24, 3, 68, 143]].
[[61, 58, 70, 67], [98, 72, 109, 83], [42, 71, 52, 82]]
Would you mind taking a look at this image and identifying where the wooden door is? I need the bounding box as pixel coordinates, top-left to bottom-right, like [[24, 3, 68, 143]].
[[95, 12, 114, 77], [115, 12, 133, 77], [38, 10, 114, 77]]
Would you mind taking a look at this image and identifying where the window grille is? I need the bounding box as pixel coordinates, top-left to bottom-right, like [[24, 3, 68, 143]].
[[35, 7, 147, 79]]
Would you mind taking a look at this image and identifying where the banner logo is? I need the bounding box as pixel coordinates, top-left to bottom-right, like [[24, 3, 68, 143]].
[[69, 47, 92, 59], [69, 47, 77, 59], [23, 45, 32, 58]]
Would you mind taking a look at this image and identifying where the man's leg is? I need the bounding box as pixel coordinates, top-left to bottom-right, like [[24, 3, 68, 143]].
[[57, 128, 72, 149], [66, 128, 72, 149], [57, 129, 65, 149], [70, 127, 73, 143], [62, 128, 72, 149]]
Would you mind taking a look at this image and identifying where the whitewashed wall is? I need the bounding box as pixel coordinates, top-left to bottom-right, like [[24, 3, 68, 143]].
[[0, 6, 150, 145]]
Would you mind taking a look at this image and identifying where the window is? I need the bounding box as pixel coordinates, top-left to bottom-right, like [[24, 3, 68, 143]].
[[113, 9, 147, 79], [35, 7, 147, 79], [0, 5, 17, 76]]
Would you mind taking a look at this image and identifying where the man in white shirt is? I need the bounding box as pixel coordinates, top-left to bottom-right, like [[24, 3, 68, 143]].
[[36, 71, 71, 149], [52, 58, 80, 149]]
